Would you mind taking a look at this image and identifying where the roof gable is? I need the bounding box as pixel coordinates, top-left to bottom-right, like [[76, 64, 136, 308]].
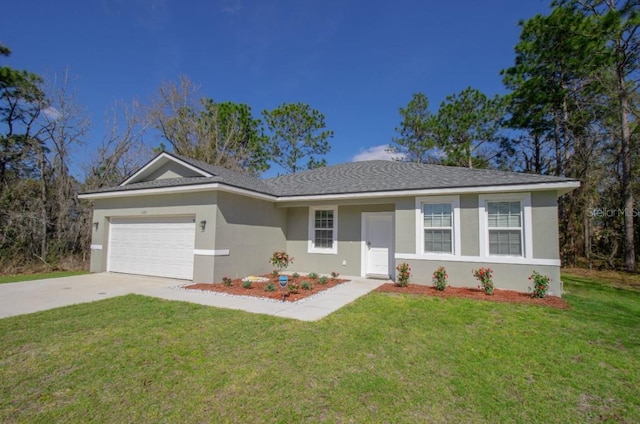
[[121, 152, 213, 186]]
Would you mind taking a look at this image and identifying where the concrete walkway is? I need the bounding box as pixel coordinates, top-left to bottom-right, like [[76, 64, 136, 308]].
[[0, 273, 386, 321]]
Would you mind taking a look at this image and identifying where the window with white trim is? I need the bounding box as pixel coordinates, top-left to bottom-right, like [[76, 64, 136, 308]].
[[416, 195, 460, 257], [308, 206, 338, 254], [487, 201, 523, 256], [423, 203, 453, 253]]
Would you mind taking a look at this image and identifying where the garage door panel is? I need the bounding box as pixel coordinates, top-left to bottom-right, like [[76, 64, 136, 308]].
[[108, 217, 195, 280]]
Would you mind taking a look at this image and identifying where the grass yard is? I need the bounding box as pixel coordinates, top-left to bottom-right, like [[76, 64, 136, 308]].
[[1, 272, 638, 423], [0, 270, 88, 284]]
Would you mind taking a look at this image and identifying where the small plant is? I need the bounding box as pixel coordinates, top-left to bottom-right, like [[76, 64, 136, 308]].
[[222, 277, 233, 287], [473, 267, 494, 295], [301, 281, 313, 290], [292, 272, 300, 279], [288, 281, 300, 294], [264, 282, 276, 292], [271, 270, 279, 278], [318, 275, 328, 284], [242, 280, 252, 289], [330, 271, 340, 279], [432, 266, 448, 291], [269, 251, 294, 271], [308, 272, 319, 280], [529, 271, 550, 298], [395, 262, 411, 287]]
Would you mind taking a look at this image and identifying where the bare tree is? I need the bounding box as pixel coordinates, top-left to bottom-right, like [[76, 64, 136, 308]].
[[148, 75, 269, 173]]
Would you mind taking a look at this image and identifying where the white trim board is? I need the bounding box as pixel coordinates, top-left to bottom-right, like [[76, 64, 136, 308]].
[[395, 253, 560, 267], [194, 249, 230, 256]]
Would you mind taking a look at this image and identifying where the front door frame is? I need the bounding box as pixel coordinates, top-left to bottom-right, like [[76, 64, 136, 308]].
[[361, 212, 395, 279]]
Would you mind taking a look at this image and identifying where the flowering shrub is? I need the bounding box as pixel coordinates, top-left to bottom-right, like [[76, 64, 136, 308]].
[[269, 251, 293, 270], [395, 262, 411, 287], [331, 271, 340, 279], [288, 281, 300, 294], [473, 267, 494, 295], [222, 277, 233, 287], [432, 266, 448, 291], [529, 271, 550, 298]]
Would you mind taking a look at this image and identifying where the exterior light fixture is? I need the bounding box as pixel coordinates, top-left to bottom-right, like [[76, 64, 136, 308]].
[[199, 220, 206, 231], [93, 221, 99, 231]]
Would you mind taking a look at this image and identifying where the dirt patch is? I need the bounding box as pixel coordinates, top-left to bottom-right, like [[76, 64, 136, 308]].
[[184, 275, 348, 302], [376, 284, 569, 309]]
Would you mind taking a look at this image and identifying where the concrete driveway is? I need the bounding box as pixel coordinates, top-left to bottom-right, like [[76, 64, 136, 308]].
[[0, 273, 385, 321], [0, 273, 181, 319]]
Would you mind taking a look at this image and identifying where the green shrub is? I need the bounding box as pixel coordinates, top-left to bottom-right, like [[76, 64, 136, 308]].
[[271, 270, 279, 278], [292, 272, 300, 279], [318, 275, 328, 284], [301, 281, 313, 290], [288, 282, 300, 294], [308, 272, 319, 279], [473, 267, 494, 295], [264, 282, 276, 292], [432, 266, 448, 291], [242, 280, 252, 289], [222, 277, 233, 287], [529, 271, 550, 298], [395, 263, 411, 287], [330, 271, 340, 278]]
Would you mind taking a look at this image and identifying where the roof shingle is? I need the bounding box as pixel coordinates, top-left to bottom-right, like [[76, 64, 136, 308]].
[[81, 153, 577, 198]]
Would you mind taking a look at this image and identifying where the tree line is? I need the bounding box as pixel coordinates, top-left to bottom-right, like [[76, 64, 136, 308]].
[[389, 0, 639, 272], [1, 0, 638, 272]]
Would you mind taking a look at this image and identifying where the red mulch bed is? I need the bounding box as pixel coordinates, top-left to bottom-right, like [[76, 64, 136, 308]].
[[184, 275, 348, 302], [376, 283, 569, 309]]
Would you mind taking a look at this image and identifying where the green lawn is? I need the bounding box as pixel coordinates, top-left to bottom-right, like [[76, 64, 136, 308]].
[[1, 273, 638, 423], [0, 270, 88, 284]]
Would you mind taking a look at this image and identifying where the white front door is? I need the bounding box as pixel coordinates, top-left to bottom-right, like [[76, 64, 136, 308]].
[[362, 212, 394, 278]]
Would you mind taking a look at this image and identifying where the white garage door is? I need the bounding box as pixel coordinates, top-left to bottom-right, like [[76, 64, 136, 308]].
[[108, 216, 196, 280]]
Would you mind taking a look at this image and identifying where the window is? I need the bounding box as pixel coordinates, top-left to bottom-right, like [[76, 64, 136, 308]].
[[308, 206, 337, 254], [416, 195, 460, 257], [423, 203, 453, 253], [487, 201, 522, 256]]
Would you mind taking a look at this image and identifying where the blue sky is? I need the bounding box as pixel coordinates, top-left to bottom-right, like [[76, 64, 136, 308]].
[[3, 0, 551, 177]]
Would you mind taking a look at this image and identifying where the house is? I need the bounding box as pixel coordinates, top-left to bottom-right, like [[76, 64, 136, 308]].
[[79, 151, 579, 296]]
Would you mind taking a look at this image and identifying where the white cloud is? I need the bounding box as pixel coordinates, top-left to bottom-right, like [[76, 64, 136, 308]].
[[221, 0, 243, 14], [352, 144, 404, 162], [43, 106, 61, 121]]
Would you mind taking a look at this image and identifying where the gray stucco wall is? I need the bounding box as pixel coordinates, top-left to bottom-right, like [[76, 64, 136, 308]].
[[531, 191, 560, 260], [146, 161, 202, 180], [285, 203, 395, 277], [212, 191, 287, 282], [394, 198, 415, 254], [395, 258, 562, 296], [89, 191, 218, 282], [460, 194, 479, 256]]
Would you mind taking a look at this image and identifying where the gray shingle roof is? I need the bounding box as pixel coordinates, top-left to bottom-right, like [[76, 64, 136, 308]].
[[173, 154, 277, 195], [81, 153, 577, 198], [265, 160, 576, 197]]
